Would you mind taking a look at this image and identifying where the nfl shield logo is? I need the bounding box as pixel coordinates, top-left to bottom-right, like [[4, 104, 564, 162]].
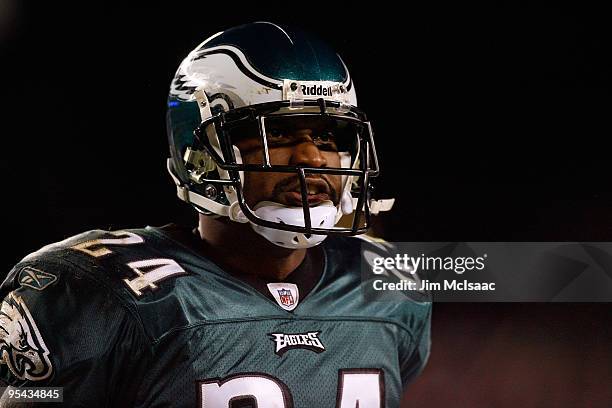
[[278, 289, 294, 307], [267, 283, 300, 311]]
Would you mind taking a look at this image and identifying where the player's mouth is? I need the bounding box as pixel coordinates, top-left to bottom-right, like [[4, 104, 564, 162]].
[[281, 191, 331, 206], [278, 178, 332, 206]]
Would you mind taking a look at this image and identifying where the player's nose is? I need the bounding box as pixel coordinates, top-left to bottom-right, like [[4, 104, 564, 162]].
[[289, 130, 327, 168]]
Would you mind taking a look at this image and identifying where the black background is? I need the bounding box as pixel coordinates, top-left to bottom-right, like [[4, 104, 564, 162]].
[[1, 3, 611, 407], [2, 3, 612, 262]]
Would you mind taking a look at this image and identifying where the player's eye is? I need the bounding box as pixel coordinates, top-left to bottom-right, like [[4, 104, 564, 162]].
[[313, 131, 338, 151], [268, 128, 283, 139], [267, 129, 293, 146]]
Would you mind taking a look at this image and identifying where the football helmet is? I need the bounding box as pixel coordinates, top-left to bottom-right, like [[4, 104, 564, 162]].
[[166, 22, 394, 248]]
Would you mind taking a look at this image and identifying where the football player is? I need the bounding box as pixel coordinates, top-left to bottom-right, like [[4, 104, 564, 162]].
[[0, 22, 430, 407]]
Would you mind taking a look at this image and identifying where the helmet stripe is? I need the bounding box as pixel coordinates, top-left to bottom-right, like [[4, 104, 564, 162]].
[[195, 47, 283, 90]]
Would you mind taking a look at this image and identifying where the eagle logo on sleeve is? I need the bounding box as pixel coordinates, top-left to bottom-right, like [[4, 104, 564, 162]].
[[0, 292, 53, 381]]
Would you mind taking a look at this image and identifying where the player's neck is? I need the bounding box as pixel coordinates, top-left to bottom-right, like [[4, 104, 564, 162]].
[[196, 215, 306, 281]]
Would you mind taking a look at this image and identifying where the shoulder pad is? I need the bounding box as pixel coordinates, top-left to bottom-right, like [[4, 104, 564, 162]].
[[5, 228, 174, 304]]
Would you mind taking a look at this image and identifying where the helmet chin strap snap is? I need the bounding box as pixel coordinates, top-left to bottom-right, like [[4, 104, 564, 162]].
[[228, 201, 249, 223], [249, 201, 338, 249]]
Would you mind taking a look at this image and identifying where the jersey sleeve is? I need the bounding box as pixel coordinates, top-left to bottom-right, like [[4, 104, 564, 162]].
[[356, 235, 433, 388], [399, 302, 432, 389], [0, 253, 152, 407]]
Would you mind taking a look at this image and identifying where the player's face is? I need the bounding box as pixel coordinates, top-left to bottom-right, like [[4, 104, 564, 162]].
[[232, 117, 344, 209]]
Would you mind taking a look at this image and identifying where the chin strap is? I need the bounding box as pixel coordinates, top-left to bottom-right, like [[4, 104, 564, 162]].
[[342, 195, 395, 216], [366, 198, 395, 215], [250, 201, 337, 249]]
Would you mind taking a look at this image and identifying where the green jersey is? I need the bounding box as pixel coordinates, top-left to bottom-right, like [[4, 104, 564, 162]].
[[0, 226, 430, 407]]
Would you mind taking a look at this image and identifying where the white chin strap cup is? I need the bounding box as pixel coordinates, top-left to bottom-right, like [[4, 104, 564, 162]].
[[250, 201, 338, 249]]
